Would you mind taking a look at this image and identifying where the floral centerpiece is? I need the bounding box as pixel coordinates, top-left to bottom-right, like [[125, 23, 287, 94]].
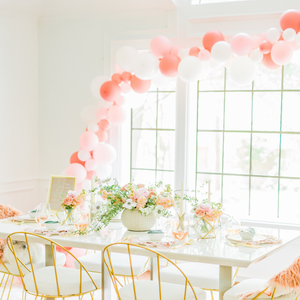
[[90, 179, 175, 232]]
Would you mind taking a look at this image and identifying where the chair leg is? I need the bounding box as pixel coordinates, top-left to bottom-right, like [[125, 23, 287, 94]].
[[0, 274, 6, 287], [210, 290, 214, 300], [6, 275, 14, 300], [90, 292, 94, 300], [0, 274, 9, 300]]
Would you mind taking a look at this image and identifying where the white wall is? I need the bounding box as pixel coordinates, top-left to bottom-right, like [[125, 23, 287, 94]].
[[0, 11, 39, 213]]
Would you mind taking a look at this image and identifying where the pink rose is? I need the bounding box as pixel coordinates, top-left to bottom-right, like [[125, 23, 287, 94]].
[[63, 197, 72, 206], [134, 188, 149, 200]]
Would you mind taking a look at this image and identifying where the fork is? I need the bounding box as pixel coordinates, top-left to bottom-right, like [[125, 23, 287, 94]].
[[172, 239, 195, 249], [227, 240, 260, 248]]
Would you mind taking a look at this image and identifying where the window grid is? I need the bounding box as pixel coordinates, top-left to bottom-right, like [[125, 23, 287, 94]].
[[195, 66, 300, 219]]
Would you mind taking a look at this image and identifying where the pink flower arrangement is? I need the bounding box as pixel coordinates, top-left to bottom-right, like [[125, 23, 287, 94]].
[[195, 202, 222, 222], [156, 196, 175, 209], [136, 196, 147, 209], [62, 190, 86, 207]]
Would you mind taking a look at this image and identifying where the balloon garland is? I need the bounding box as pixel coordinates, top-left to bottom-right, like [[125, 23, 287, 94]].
[[66, 9, 300, 191]]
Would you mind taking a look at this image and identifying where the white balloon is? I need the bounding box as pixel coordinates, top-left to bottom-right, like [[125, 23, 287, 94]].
[[93, 143, 117, 165], [78, 150, 91, 162], [116, 46, 138, 72], [283, 28, 296, 42], [151, 70, 171, 87], [211, 41, 233, 63], [98, 98, 113, 109], [123, 90, 146, 109], [296, 32, 300, 45], [229, 57, 256, 86], [80, 106, 98, 124], [249, 49, 263, 63], [90, 76, 110, 100], [95, 164, 113, 180], [178, 56, 203, 83], [177, 48, 190, 60], [88, 122, 99, 133], [224, 56, 234, 69], [133, 52, 159, 80], [85, 159, 97, 171], [81, 179, 91, 191], [208, 58, 223, 70], [266, 28, 280, 44]]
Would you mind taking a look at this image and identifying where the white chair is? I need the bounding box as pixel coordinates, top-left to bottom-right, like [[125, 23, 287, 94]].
[[103, 242, 207, 300], [7, 232, 101, 300]]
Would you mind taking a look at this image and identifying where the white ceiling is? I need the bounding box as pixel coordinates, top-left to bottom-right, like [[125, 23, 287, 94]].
[[0, 0, 177, 16]]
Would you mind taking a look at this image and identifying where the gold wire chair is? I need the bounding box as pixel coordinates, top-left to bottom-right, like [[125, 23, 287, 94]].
[[103, 242, 207, 300], [6, 232, 101, 300]]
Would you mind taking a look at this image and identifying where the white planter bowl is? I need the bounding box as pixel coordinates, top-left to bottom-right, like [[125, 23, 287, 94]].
[[121, 210, 156, 232]]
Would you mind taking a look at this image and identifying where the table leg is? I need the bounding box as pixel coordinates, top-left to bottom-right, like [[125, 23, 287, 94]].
[[150, 257, 158, 281], [219, 265, 232, 300], [102, 254, 111, 300], [45, 244, 55, 300]]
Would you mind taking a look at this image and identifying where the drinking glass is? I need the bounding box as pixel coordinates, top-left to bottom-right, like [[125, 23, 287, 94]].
[[74, 212, 89, 232], [37, 204, 50, 226], [171, 214, 189, 241]]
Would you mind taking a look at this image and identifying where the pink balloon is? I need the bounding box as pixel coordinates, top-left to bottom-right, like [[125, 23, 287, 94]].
[[75, 183, 82, 193], [170, 45, 182, 56], [96, 129, 108, 142], [111, 73, 122, 84], [280, 9, 300, 33], [121, 72, 132, 83], [120, 82, 131, 93], [115, 63, 124, 73], [93, 143, 117, 165], [150, 35, 172, 58], [259, 40, 272, 54], [262, 53, 280, 70], [159, 54, 181, 77], [66, 163, 87, 184], [79, 131, 99, 151], [130, 75, 151, 93], [108, 106, 127, 125], [98, 119, 110, 131], [87, 170, 97, 180], [189, 47, 200, 57], [259, 32, 267, 44], [289, 39, 300, 51], [85, 159, 97, 171], [100, 81, 121, 102], [231, 33, 253, 56], [271, 41, 293, 65], [202, 30, 225, 52], [252, 36, 261, 49], [198, 49, 211, 62], [115, 95, 126, 106], [65, 248, 86, 268], [96, 108, 108, 120]]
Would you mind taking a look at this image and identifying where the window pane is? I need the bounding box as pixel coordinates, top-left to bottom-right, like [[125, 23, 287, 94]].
[[157, 92, 176, 129], [132, 130, 156, 169], [196, 174, 222, 204], [199, 68, 224, 91], [197, 132, 223, 173], [132, 169, 155, 184], [156, 78, 176, 92], [253, 92, 281, 131], [157, 131, 175, 170], [251, 133, 280, 176], [223, 175, 249, 218], [226, 73, 252, 91], [157, 171, 174, 186], [225, 92, 251, 131], [132, 93, 156, 128], [279, 178, 300, 222], [282, 92, 300, 132], [250, 177, 278, 220], [254, 64, 282, 90], [224, 132, 250, 174], [198, 92, 223, 130], [280, 134, 300, 178], [283, 54, 300, 89]]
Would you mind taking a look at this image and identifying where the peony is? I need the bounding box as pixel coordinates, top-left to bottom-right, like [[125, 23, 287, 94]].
[[134, 188, 150, 200], [67, 190, 79, 198]]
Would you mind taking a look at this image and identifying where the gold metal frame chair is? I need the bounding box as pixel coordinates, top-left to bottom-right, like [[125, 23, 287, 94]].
[[103, 242, 202, 300], [6, 232, 101, 300], [0, 259, 19, 300]]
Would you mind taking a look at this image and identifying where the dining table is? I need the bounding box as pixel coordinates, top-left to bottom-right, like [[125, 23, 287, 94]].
[[0, 219, 299, 300]]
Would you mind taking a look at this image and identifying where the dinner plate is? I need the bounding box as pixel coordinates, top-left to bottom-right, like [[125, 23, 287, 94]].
[[18, 215, 36, 222], [227, 233, 265, 243], [138, 236, 175, 243]]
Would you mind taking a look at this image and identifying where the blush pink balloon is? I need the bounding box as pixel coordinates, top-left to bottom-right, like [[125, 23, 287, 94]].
[[231, 33, 253, 56], [259, 33, 267, 44], [289, 39, 300, 51], [271, 41, 293, 65], [115, 63, 124, 74], [202, 30, 225, 52], [75, 183, 82, 193], [252, 36, 261, 49], [79, 131, 99, 151], [85, 159, 97, 171], [259, 40, 272, 54], [87, 170, 97, 180], [159, 54, 181, 77], [66, 163, 87, 184], [96, 129, 108, 142], [262, 53, 280, 70], [170, 45, 182, 56], [115, 95, 126, 106], [98, 119, 110, 131], [96, 108, 108, 120], [120, 82, 131, 93], [130, 75, 151, 93], [150, 35, 172, 58], [107, 105, 126, 125], [189, 47, 200, 57], [198, 49, 211, 62], [280, 9, 300, 33], [100, 81, 121, 102], [121, 72, 132, 83], [111, 73, 122, 84]]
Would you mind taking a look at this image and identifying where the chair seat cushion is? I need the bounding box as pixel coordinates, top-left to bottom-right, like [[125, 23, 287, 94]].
[[160, 262, 220, 290], [224, 279, 290, 300], [75, 252, 149, 276], [119, 280, 206, 300], [23, 266, 101, 296], [0, 251, 66, 276]]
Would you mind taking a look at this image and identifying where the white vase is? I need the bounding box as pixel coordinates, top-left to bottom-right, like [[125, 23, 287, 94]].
[[121, 209, 156, 232]]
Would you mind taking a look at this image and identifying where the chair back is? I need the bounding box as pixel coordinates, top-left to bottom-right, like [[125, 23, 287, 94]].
[[7, 231, 98, 297], [103, 242, 199, 300]]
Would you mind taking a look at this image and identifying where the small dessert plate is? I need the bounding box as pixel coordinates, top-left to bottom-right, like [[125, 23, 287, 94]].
[[227, 234, 265, 243]]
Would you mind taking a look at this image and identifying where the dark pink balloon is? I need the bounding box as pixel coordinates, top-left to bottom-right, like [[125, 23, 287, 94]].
[[189, 47, 200, 57], [121, 72, 132, 83], [262, 53, 280, 70], [130, 75, 151, 93], [159, 54, 181, 77], [98, 119, 110, 131], [259, 41, 272, 54], [280, 9, 300, 33], [111, 73, 122, 84], [100, 81, 121, 102], [202, 30, 225, 52]]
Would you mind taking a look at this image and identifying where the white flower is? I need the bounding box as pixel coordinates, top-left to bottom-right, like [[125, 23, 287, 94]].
[[154, 205, 164, 216], [123, 199, 137, 210], [92, 201, 102, 213], [139, 206, 154, 216]]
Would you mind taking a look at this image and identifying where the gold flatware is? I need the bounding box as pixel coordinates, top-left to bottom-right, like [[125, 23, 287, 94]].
[[172, 239, 194, 250], [227, 240, 260, 248]]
